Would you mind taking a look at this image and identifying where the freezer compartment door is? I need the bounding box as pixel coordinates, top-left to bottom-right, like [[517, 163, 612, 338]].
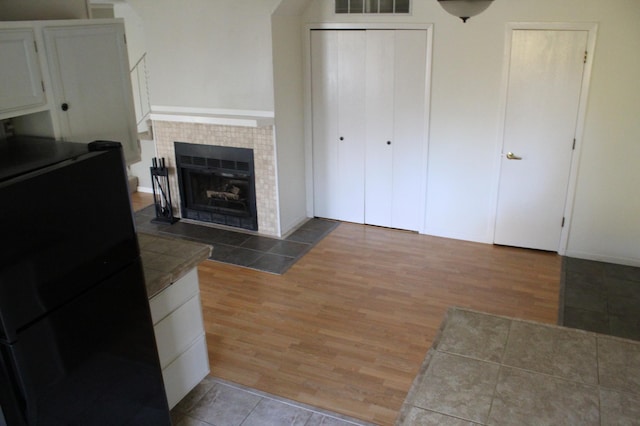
[[0, 260, 170, 426], [0, 147, 138, 342]]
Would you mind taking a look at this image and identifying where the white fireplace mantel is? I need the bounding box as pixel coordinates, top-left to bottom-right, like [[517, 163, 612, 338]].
[[149, 106, 274, 128]]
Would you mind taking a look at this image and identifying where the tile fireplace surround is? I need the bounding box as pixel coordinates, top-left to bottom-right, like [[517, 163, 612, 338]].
[[152, 119, 279, 236]]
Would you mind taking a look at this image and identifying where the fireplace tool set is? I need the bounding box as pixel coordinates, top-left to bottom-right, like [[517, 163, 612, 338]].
[[150, 157, 179, 224]]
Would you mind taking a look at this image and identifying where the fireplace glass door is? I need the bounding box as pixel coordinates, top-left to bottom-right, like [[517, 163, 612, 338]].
[[175, 143, 258, 231]]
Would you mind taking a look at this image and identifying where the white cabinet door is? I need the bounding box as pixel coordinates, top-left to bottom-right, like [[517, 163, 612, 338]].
[[43, 24, 140, 164], [312, 30, 366, 223], [0, 29, 46, 117]]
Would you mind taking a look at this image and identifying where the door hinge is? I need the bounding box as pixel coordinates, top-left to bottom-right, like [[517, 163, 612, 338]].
[[584, 51, 588, 64], [572, 139, 576, 150], [34, 40, 38, 53], [41, 80, 45, 92], [561, 217, 565, 227], [124, 34, 127, 45]]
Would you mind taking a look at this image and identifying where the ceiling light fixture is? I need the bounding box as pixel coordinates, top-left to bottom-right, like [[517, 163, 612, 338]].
[[437, 0, 494, 23]]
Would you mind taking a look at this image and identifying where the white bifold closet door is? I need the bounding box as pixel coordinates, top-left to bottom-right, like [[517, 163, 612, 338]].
[[311, 30, 367, 224], [312, 29, 428, 231]]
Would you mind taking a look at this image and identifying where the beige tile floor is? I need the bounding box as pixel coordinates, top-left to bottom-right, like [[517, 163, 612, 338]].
[[171, 376, 374, 426], [397, 307, 640, 425]]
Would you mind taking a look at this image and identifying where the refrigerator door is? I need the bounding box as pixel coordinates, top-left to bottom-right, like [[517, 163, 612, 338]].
[[0, 139, 170, 424], [0, 145, 137, 342], [0, 260, 170, 426]]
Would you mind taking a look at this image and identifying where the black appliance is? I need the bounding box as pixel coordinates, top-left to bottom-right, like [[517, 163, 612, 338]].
[[0, 137, 171, 425]]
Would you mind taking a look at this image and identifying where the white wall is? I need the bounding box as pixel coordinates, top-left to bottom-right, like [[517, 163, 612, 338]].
[[564, 3, 640, 265], [127, 0, 279, 111], [272, 12, 308, 233], [0, 0, 90, 20], [117, 0, 640, 265], [304, 0, 640, 265], [113, 2, 147, 66], [129, 137, 155, 191]]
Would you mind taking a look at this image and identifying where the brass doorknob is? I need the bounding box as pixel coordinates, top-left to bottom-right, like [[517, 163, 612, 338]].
[[506, 152, 522, 160]]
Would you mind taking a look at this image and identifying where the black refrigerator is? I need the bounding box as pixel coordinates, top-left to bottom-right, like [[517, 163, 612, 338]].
[[0, 137, 171, 425]]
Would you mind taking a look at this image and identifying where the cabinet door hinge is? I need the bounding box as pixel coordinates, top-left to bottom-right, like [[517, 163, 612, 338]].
[[123, 34, 127, 45], [572, 138, 576, 150], [584, 51, 588, 64], [41, 80, 45, 93], [561, 217, 566, 227], [34, 40, 38, 53]]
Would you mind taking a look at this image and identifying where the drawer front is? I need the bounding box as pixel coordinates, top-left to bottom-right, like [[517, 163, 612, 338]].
[[149, 267, 199, 324], [153, 294, 205, 368], [161, 335, 210, 409]]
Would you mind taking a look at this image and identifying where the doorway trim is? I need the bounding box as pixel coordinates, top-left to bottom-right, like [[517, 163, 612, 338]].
[[303, 22, 433, 234], [491, 22, 598, 254]]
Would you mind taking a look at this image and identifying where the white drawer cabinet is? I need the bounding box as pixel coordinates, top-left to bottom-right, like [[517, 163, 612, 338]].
[[161, 335, 209, 409], [149, 267, 210, 409]]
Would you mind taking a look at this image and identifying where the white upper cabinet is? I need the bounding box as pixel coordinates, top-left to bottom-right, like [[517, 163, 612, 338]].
[[0, 29, 46, 117], [0, 20, 140, 164], [43, 23, 140, 164]]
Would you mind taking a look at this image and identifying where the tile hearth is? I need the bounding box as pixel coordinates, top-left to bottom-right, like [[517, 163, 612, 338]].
[[135, 204, 338, 274]]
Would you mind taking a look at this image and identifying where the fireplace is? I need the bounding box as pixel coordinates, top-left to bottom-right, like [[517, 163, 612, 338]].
[[175, 142, 258, 231]]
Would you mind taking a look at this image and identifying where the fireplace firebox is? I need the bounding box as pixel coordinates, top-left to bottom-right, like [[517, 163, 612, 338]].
[[175, 142, 258, 231]]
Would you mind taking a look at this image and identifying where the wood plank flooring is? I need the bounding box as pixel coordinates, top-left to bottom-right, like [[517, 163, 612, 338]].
[[131, 193, 561, 425], [131, 191, 154, 212]]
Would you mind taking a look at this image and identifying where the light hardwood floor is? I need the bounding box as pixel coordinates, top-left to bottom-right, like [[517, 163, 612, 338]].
[[131, 193, 561, 425]]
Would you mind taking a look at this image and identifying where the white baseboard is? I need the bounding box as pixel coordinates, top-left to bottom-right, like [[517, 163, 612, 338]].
[[136, 186, 153, 194], [563, 250, 640, 268]]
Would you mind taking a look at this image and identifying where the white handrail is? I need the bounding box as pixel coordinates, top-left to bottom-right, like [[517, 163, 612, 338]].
[[130, 53, 151, 131]]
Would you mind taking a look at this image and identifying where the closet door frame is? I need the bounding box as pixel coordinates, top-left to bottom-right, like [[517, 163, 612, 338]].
[[304, 23, 433, 234]]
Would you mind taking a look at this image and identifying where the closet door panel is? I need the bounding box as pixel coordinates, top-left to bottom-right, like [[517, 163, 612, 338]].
[[312, 30, 366, 223], [337, 31, 367, 223], [391, 30, 428, 231], [364, 30, 395, 228], [311, 30, 339, 220]]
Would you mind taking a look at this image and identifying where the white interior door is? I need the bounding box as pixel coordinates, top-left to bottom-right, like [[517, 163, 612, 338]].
[[44, 24, 139, 163], [494, 29, 588, 251], [311, 30, 366, 223]]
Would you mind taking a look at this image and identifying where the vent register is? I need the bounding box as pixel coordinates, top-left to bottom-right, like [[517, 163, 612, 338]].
[[335, 0, 410, 14], [178, 155, 250, 173]]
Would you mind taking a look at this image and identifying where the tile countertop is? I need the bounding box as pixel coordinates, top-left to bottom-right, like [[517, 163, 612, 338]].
[[397, 307, 640, 425], [138, 232, 212, 299]]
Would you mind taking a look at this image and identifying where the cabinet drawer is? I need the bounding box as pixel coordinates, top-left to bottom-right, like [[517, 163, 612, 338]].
[[153, 294, 205, 368], [161, 334, 210, 409], [149, 268, 199, 324]]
